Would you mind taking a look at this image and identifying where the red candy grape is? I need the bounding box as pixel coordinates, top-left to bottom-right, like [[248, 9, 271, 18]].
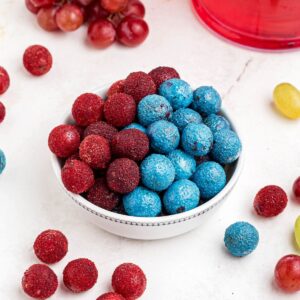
[[56, 3, 84, 32], [149, 66, 180, 88], [83, 121, 118, 141], [0, 102, 5, 124], [100, 0, 128, 13], [25, 0, 39, 14], [97, 292, 125, 300], [0, 66, 10, 95], [37, 7, 59, 31], [117, 16, 149, 47], [123, 0, 145, 18], [107, 80, 125, 97], [293, 177, 300, 199], [87, 20, 116, 48]]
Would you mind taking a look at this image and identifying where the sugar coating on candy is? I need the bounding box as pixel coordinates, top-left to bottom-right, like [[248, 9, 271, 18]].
[[0, 149, 6, 174], [137, 94, 173, 127], [192, 86, 222, 116], [104, 93, 136, 127], [123, 186, 162, 217], [141, 154, 175, 192], [107, 158, 140, 194], [123, 71, 156, 103], [224, 221, 259, 257], [97, 292, 125, 300], [124, 123, 146, 133], [34, 230, 68, 264], [61, 159, 94, 194], [148, 66, 180, 88], [23, 45, 53, 76], [63, 258, 98, 293], [163, 179, 200, 214], [112, 263, 147, 299], [107, 80, 125, 97], [79, 135, 111, 169], [167, 149, 196, 180], [0, 66, 10, 95], [87, 178, 120, 211], [0, 102, 6, 123], [159, 78, 193, 110], [171, 108, 202, 132], [111, 129, 149, 162], [192, 161, 226, 200], [293, 177, 300, 198], [204, 114, 230, 133], [274, 255, 300, 292], [211, 129, 241, 164], [147, 120, 180, 154], [72, 93, 104, 126], [253, 185, 288, 217], [181, 123, 213, 156], [22, 264, 58, 299], [48, 125, 80, 158], [83, 121, 118, 142]]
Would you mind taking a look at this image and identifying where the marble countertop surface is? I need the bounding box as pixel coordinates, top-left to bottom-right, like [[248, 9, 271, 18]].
[[1, 0, 300, 299]]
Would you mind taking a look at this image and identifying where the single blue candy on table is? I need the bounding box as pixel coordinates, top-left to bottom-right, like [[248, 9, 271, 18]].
[[137, 94, 173, 127], [123, 123, 146, 134], [167, 149, 196, 180], [140, 154, 175, 192], [224, 221, 259, 257], [159, 78, 193, 110], [204, 114, 230, 134], [181, 123, 213, 156], [211, 129, 242, 164], [163, 179, 200, 215], [171, 108, 202, 132], [123, 187, 162, 217], [192, 86, 221, 116], [147, 120, 180, 154], [0, 149, 6, 174], [192, 161, 226, 200]]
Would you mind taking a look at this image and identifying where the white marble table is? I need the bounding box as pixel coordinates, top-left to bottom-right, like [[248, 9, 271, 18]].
[[1, 0, 300, 299]]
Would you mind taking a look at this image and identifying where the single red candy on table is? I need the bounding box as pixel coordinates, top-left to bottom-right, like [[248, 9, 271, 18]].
[[107, 80, 125, 97], [148, 66, 180, 88], [0, 102, 6, 124], [83, 121, 118, 142], [0, 66, 10, 95], [97, 292, 125, 300]]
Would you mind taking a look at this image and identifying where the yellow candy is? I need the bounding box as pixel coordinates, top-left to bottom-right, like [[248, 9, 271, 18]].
[[273, 83, 300, 119], [295, 216, 300, 249]]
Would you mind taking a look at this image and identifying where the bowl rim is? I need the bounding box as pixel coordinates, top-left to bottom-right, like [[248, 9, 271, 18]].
[[50, 85, 244, 226]]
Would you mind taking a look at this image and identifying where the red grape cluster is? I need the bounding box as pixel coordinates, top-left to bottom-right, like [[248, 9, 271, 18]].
[[25, 0, 149, 48]]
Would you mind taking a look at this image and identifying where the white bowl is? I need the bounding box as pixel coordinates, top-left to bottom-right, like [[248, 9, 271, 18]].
[[51, 85, 244, 240]]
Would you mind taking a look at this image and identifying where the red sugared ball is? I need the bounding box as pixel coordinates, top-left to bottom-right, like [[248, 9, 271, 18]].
[[0, 102, 6, 123], [112, 263, 146, 299], [111, 129, 149, 161], [275, 255, 300, 292], [72, 93, 104, 126], [23, 45, 53, 76], [63, 258, 98, 293], [253, 185, 288, 217], [79, 135, 111, 169], [106, 158, 139, 194], [83, 121, 118, 142], [97, 292, 125, 300], [48, 125, 80, 158], [148, 66, 180, 88], [33, 229, 68, 264], [25, 0, 39, 14], [104, 93, 136, 127], [123, 71, 155, 103], [22, 264, 58, 299], [107, 80, 125, 97], [293, 177, 300, 199], [0, 66, 10, 95], [65, 152, 80, 167], [61, 159, 95, 194]]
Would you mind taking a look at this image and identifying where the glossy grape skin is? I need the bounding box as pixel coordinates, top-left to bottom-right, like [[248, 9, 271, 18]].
[[88, 20, 116, 48], [100, 0, 128, 13], [56, 3, 84, 32], [123, 0, 145, 18], [117, 16, 149, 47], [25, 0, 39, 14], [86, 1, 109, 23], [37, 7, 59, 31]]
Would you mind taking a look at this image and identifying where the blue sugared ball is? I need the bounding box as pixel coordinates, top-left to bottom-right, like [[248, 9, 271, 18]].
[[0, 149, 6, 174], [167, 149, 196, 180], [141, 154, 175, 192], [147, 120, 180, 154], [159, 78, 193, 110], [123, 187, 162, 217], [163, 179, 200, 214], [123, 123, 146, 133], [211, 129, 242, 164], [138, 94, 173, 127], [181, 123, 213, 156], [204, 114, 230, 133], [192, 86, 221, 116], [192, 161, 226, 199], [171, 108, 202, 132], [224, 221, 259, 257]]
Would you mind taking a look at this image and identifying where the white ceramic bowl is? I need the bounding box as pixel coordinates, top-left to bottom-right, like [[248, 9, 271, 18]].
[[51, 85, 244, 240]]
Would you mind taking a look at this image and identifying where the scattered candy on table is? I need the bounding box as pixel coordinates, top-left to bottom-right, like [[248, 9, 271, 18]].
[[0, 149, 6, 174], [0, 66, 10, 95]]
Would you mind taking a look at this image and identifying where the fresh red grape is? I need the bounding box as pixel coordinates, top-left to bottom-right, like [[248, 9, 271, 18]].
[[100, 0, 128, 13], [88, 20, 116, 48], [31, 0, 54, 8], [117, 16, 149, 47], [37, 7, 59, 31], [56, 3, 84, 32], [123, 0, 145, 18], [293, 177, 300, 199], [25, 0, 39, 14], [86, 1, 109, 23], [76, 0, 94, 6]]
